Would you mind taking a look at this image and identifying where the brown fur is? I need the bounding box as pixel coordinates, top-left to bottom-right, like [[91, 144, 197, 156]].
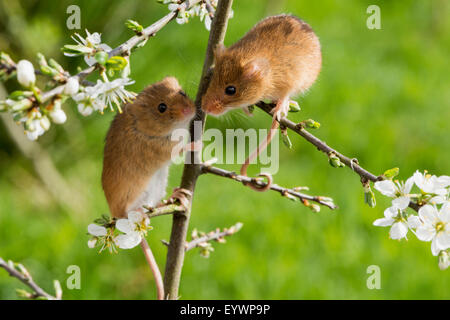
[[202, 14, 322, 114], [102, 77, 195, 218]]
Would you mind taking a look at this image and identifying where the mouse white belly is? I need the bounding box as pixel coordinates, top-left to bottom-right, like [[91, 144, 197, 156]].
[[127, 163, 170, 212]]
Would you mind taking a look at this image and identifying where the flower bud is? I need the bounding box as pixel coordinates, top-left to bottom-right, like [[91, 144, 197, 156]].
[[94, 51, 109, 66], [39, 116, 51, 131], [328, 153, 345, 168], [304, 119, 321, 129], [50, 102, 67, 124], [63, 77, 80, 95], [77, 103, 93, 116], [16, 60, 36, 88], [364, 186, 377, 208], [438, 250, 449, 270], [11, 98, 33, 111]]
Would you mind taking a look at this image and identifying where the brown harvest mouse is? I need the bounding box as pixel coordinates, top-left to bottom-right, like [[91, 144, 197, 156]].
[[102, 76, 195, 219], [102, 76, 195, 300], [201, 14, 322, 190]]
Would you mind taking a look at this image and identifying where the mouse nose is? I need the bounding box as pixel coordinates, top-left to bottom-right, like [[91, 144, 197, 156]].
[[182, 106, 194, 115]]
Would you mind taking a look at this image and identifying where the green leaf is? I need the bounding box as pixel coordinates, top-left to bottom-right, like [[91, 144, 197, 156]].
[[125, 19, 144, 33], [383, 167, 400, 179]]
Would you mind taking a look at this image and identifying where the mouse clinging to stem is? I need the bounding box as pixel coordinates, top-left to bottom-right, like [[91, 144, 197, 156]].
[[102, 76, 196, 300], [201, 14, 322, 190]]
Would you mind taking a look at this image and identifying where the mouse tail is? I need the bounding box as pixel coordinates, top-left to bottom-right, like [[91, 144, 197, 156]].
[[240, 117, 279, 192], [140, 237, 165, 300]]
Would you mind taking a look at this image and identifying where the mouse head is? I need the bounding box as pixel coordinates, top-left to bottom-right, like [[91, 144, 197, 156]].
[[129, 77, 195, 137], [202, 44, 269, 116]]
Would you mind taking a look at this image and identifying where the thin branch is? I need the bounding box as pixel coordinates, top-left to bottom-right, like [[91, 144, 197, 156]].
[[185, 222, 243, 251], [256, 102, 381, 183], [201, 164, 337, 209], [164, 0, 234, 300], [41, 0, 202, 102], [256, 102, 424, 212], [0, 257, 60, 300], [144, 203, 185, 219], [161, 222, 244, 251]]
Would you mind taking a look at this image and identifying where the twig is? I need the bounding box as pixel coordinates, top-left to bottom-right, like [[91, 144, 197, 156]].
[[40, 0, 202, 102], [256, 102, 381, 183], [256, 102, 423, 212], [0, 257, 60, 300], [201, 164, 337, 209], [161, 222, 243, 251], [185, 222, 243, 251], [144, 203, 185, 219], [164, 0, 234, 300]]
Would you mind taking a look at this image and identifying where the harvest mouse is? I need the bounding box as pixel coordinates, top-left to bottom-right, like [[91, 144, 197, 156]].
[[101, 76, 195, 300], [201, 14, 322, 189], [102, 76, 195, 218]]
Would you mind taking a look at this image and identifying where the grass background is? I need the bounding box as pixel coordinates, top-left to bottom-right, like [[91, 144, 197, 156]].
[[0, 0, 449, 299]]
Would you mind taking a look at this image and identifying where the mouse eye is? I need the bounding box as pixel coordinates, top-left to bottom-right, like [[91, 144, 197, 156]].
[[158, 103, 167, 113], [225, 86, 236, 96], [179, 90, 187, 97]]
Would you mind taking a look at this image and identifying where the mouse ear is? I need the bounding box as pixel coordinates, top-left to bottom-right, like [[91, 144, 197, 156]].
[[213, 43, 226, 60], [242, 58, 269, 80]]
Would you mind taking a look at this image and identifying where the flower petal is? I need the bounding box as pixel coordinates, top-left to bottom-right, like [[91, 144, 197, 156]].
[[418, 204, 438, 224], [374, 180, 397, 197], [115, 218, 134, 234], [431, 237, 440, 256], [374, 217, 394, 227], [115, 232, 142, 249], [87, 224, 107, 237], [403, 176, 414, 194], [390, 222, 408, 240], [407, 215, 422, 229], [392, 196, 410, 210], [127, 211, 143, 224], [416, 226, 434, 242], [435, 232, 450, 251]]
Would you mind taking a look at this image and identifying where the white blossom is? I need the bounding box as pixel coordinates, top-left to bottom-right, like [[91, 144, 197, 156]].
[[16, 60, 36, 88], [25, 120, 45, 141], [373, 196, 411, 240], [413, 171, 450, 195], [114, 211, 151, 249], [90, 78, 136, 112], [87, 224, 108, 249], [415, 203, 450, 256], [374, 177, 414, 198], [65, 30, 112, 66]]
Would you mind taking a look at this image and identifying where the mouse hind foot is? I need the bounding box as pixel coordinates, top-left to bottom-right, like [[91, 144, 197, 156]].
[[272, 97, 290, 121]]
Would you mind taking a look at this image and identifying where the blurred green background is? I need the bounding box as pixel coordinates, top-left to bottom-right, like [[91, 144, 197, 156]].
[[0, 0, 449, 299]]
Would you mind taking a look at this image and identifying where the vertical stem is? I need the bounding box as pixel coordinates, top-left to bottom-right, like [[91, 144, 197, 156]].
[[140, 238, 164, 300], [163, 0, 234, 300]]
